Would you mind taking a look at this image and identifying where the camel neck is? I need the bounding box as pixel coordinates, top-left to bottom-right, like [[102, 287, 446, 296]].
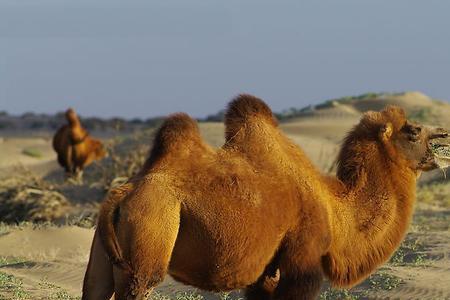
[[68, 119, 81, 127], [324, 152, 417, 287]]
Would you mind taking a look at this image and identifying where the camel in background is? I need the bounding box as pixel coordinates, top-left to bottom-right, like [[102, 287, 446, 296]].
[[53, 108, 106, 180], [82, 95, 447, 300]]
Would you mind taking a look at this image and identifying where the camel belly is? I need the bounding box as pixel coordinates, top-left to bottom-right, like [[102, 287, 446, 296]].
[[168, 211, 284, 291], [169, 241, 276, 291]]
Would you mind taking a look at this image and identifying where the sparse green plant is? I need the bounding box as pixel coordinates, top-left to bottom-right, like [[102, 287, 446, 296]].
[[174, 292, 204, 300], [218, 292, 233, 300], [22, 148, 43, 158], [319, 287, 360, 299], [368, 271, 403, 291], [38, 277, 80, 300], [0, 272, 31, 299], [390, 235, 427, 266], [150, 291, 243, 300], [151, 292, 171, 300]]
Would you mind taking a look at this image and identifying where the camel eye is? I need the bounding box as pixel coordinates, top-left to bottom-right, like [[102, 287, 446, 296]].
[[402, 125, 421, 142]]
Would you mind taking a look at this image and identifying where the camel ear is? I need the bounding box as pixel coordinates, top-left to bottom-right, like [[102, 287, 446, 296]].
[[380, 122, 393, 142]]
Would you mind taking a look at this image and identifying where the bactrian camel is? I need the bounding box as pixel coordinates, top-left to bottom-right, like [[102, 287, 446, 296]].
[[53, 108, 106, 179], [82, 95, 448, 300]]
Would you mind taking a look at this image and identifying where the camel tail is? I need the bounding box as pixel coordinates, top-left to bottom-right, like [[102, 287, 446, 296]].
[[224, 94, 278, 141], [97, 183, 133, 271]]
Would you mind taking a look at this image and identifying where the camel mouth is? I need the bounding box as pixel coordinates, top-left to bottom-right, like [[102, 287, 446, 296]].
[[430, 140, 450, 170]]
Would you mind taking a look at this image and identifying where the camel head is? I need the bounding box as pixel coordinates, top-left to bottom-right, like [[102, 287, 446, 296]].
[[393, 121, 448, 172], [378, 106, 448, 172], [65, 108, 80, 125], [337, 106, 449, 186], [342, 105, 448, 175]]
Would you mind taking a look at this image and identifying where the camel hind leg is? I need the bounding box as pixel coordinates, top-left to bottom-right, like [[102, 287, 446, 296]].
[[83, 181, 135, 300], [113, 185, 181, 299], [82, 229, 114, 300]]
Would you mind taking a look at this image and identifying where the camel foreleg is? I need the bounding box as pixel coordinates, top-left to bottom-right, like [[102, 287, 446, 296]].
[[273, 269, 323, 300], [272, 240, 324, 300], [245, 270, 280, 300]]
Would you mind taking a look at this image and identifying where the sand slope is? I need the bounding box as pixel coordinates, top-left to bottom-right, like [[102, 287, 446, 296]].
[[0, 226, 91, 297], [1, 218, 449, 300], [0, 226, 240, 299]]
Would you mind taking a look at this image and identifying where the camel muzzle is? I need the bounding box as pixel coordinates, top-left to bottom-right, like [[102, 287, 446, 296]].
[[429, 127, 450, 170], [429, 127, 448, 140]]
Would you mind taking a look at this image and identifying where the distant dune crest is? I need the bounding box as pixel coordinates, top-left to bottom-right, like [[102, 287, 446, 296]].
[[278, 91, 450, 128]]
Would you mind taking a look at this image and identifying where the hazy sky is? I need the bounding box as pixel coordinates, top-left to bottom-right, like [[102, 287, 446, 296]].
[[1, 0, 450, 118]]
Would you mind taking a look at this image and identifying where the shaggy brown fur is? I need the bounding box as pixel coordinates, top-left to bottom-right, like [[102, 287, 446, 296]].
[[82, 95, 447, 300], [52, 108, 106, 178]]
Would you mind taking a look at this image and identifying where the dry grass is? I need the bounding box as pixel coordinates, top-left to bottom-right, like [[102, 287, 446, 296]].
[[0, 166, 69, 223], [83, 129, 154, 190], [0, 130, 154, 225]]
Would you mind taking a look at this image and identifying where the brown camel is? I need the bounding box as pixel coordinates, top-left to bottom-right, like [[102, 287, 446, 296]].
[[82, 95, 447, 300], [52, 108, 106, 179]]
